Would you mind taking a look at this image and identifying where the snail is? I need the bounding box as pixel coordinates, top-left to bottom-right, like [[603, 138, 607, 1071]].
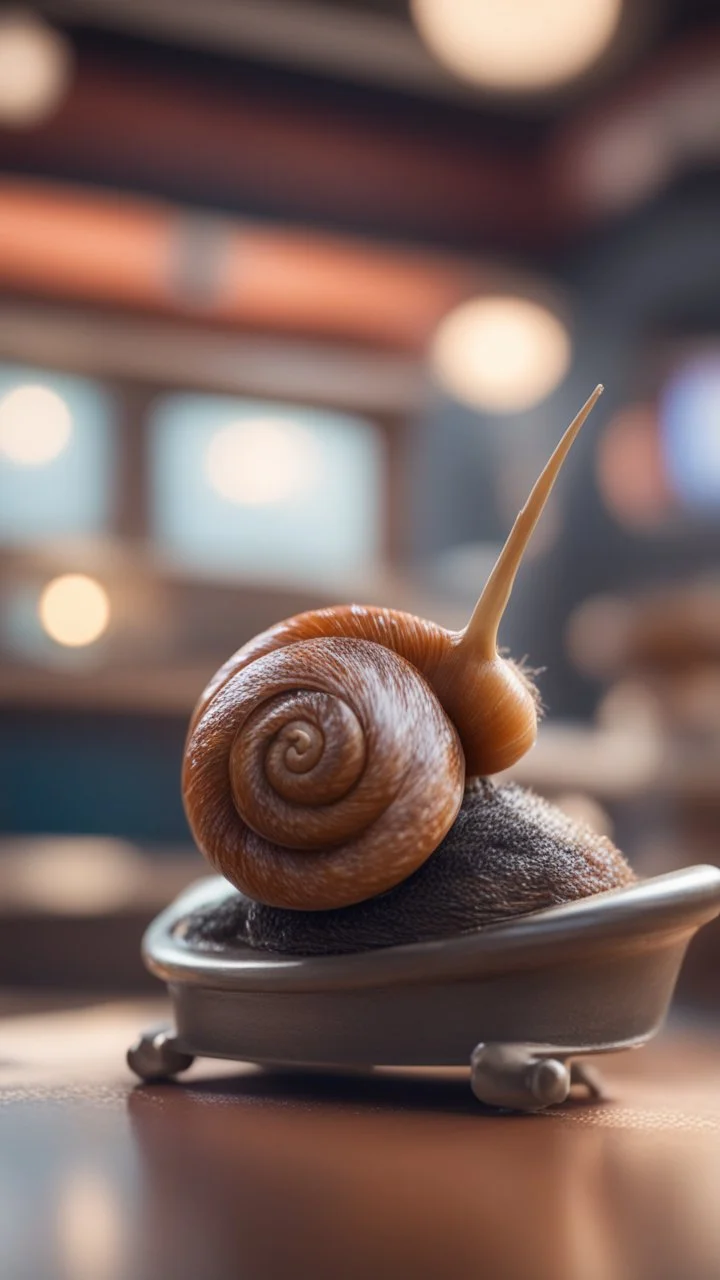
[[183, 385, 635, 952]]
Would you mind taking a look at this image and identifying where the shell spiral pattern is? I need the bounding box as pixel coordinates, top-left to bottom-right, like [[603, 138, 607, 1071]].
[[183, 636, 465, 910]]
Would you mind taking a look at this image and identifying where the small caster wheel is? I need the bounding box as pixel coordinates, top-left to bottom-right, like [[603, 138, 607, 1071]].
[[470, 1043, 571, 1112], [127, 1027, 194, 1082], [527, 1057, 571, 1108]]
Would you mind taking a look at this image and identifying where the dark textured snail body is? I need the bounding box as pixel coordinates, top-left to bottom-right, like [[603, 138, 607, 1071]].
[[183, 387, 634, 930], [186, 777, 635, 955]]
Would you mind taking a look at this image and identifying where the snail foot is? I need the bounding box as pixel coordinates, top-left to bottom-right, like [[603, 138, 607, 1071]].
[[127, 1026, 194, 1083]]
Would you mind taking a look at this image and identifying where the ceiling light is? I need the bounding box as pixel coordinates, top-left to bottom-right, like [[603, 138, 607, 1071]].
[[38, 574, 110, 648], [431, 295, 571, 413], [0, 383, 73, 464], [0, 11, 73, 127], [205, 418, 318, 505], [411, 0, 622, 92]]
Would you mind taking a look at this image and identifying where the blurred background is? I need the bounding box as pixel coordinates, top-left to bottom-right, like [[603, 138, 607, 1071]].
[[0, 0, 718, 998]]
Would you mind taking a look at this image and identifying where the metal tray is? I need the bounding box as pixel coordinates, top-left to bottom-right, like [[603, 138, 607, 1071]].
[[129, 865, 720, 1111]]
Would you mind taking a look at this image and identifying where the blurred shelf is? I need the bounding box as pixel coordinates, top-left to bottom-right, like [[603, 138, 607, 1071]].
[[503, 723, 720, 804], [0, 542, 469, 713], [0, 301, 426, 416], [0, 837, 202, 990], [0, 836, 200, 913], [0, 663, 211, 715]]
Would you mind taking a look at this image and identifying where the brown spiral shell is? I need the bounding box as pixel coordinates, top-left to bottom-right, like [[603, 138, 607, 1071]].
[[187, 603, 538, 778], [183, 635, 465, 910]]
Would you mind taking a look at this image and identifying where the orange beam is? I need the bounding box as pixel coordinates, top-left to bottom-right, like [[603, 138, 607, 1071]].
[[0, 180, 475, 350]]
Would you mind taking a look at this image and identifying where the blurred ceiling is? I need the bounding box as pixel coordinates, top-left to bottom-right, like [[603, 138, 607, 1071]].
[[0, 0, 713, 257], [29, 0, 718, 108], [0, 1, 718, 726]]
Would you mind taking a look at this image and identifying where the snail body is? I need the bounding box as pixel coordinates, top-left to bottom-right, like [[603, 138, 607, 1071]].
[[187, 779, 636, 956], [184, 388, 610, 916]]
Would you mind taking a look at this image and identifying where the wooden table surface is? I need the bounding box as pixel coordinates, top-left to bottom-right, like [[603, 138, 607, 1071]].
[[1, 995, 720, 1280]]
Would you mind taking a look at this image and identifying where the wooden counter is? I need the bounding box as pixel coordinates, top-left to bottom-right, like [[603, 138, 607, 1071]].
[[1, 995, 720, 1279]]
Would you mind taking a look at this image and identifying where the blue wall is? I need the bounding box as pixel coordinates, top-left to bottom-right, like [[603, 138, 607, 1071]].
[[0, 710, 190, 843]]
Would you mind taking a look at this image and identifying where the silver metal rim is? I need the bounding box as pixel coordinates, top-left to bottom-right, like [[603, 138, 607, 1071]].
[[143, 864, 720, 994]]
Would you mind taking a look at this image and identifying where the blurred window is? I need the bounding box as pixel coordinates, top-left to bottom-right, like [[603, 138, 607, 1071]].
[[660, 354, 720, 515], [149, 394, 383, 583], [0, 364, 114, 543]]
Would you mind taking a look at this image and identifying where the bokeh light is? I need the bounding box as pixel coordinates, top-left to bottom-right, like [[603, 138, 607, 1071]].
[[566, 594, 633, 678], [596, 403, 671, 530], [56, 1166, 124, 1280], [660, 355, 720, 512], [0, 383, 73, 466], [4, 839, 142, 914], [205, 417, 318, 505], [411, 0, 622, 92], [38, 574, 110, 648], [0, 11, 73, 127], [431, 295, 571, 413]]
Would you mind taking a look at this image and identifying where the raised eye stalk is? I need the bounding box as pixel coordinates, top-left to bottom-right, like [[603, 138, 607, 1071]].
[[433, 386, 604, 775], [461, 385, 604, 661]]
